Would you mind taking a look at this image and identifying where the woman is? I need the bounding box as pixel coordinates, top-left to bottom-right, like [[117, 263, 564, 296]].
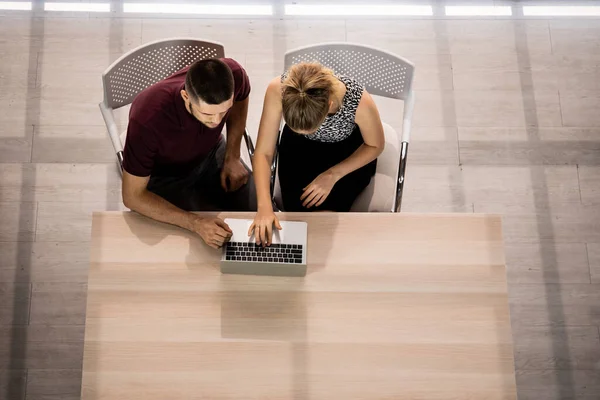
[[249, 62, 385, 245]]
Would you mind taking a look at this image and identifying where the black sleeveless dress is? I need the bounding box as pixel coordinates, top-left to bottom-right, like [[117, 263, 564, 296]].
[[277, 74, 377, 212]]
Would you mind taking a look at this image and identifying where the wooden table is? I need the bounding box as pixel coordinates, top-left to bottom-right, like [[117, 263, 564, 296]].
[[82, 212, 516, 400]]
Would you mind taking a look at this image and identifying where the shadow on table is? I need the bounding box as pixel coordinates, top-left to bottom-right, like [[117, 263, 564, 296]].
[[278, 212, 340, 276], [220, 276, 310, 399], [122, 210, 341, 399], [122, 211, 177, 246], [216, 211, 341, 400]]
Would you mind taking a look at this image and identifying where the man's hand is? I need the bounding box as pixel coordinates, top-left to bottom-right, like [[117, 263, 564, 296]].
[[190, 216, 233, 249], [300, 170, 339, 208], [220, 158, 249, 192]]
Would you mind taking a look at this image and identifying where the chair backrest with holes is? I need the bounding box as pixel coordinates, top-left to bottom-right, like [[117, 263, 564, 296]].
[[284, 43, 414, 101], [102, 38, 225, 110]]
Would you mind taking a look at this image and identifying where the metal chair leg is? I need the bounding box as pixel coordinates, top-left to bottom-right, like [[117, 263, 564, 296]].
[[243, 128, 255, 159], [117, 151, 124, 176], [393, 141, 409, 213]]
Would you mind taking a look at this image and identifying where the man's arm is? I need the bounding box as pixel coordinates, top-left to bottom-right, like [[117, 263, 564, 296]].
[[225, 96, 249, 161], [122, 171, 232, 249], [221, 96, 250, 192]]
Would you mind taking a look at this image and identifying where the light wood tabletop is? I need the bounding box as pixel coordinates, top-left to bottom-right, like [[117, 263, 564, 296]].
[[82, 211, 516, 400]]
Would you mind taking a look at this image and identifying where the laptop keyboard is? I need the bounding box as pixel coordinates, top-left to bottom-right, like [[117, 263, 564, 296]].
[[225, 242, 304, 264]]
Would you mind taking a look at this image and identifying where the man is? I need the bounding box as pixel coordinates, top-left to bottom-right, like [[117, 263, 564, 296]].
[[122, 58, 256, 249]]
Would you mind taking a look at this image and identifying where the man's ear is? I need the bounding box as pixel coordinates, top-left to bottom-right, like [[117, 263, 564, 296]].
[[180, 89, 189, 102]]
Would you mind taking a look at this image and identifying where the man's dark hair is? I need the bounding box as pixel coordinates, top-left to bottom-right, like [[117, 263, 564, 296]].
[[185, 59, 234, 105]]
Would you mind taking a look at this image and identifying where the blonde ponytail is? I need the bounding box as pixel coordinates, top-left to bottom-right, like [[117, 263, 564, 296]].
[[282, 62, 337, 133]]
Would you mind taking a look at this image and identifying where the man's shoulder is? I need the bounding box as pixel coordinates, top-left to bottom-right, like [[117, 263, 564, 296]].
[[130, 77, 182, 127], [221, 58, 250, 100], [221, 57, 244, 72]]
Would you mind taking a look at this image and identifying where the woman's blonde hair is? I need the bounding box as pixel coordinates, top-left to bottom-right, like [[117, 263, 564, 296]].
[[281, 62, 337, 133]]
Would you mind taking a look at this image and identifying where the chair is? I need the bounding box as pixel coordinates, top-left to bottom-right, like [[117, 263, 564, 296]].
[[257, 43, 415, 212], [99, 37, 254, 173]]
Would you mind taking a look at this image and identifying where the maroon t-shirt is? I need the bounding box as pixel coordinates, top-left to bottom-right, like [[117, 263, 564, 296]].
[[122, 58, 250, 177]]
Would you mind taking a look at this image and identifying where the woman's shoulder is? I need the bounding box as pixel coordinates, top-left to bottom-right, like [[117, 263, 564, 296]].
[[267, 76, 283, 93], [354, 89, 379, 125], [264, 76, 284, 106]]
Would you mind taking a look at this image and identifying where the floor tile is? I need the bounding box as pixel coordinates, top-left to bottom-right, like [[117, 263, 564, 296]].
[[407, 90, 458, 127], [452, 52, 600, 91], [30, 282, 87, 325], [346, 20, 444, 56], [462, 165, 581, 207], [0, 370, 26, 400], [579, 166, 600, 204], [453, 70, 557, 91], [513, 326, 600, 370], [0, 124, 33, 163], [26, 369, 82, 399], [401, 53, 453, 91], [445, 20, 552, 56], [41, 17, 142, 54], [0, 91, 30, 128], [505, 243, 591, 284], [588, 244, 600, 284], [401, 165, 470, 212], [0, 241, 90, 283], [454, 90, 562, 127], [516, 369, 600, 400], [0, 283, 31, 325], [0, 163, 122, 203], [510, 284, 600, 326], [141, 19, 325, 57], [284, 19, 347, 51], [32, 125, 114, 163], [0, 17, 40, 57], [407, 127, 459, 165], [36, 202, 124, 242], [560, 91, 600, 128], [0, 48, 36, 91], [0, 338, 83, 370], [37, 50, 123, 91], [26, 394, 80, 400], [37, 86, 107, 126], [459, 127, 600, 165], [475, 203, 600, 243], [0, 325, 84, 349], [0, 202, 37, 241], [550, 20, 600, 56]]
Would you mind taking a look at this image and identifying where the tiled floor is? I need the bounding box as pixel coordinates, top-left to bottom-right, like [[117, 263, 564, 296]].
[[1, 4, 600, 400]]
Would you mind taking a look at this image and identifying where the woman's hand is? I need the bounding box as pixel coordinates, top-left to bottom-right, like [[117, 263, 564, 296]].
[[249, 207, 282, 246], [300, 170, 339, 208]]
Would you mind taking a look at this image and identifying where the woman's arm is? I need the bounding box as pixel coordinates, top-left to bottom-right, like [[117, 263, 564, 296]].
[[252, 77, 283, 211], [249, 77, 284, 246], [328, 90, 385, 180]]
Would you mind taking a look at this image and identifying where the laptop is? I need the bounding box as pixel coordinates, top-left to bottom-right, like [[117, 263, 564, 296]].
[[220, 218, 308, 277]]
